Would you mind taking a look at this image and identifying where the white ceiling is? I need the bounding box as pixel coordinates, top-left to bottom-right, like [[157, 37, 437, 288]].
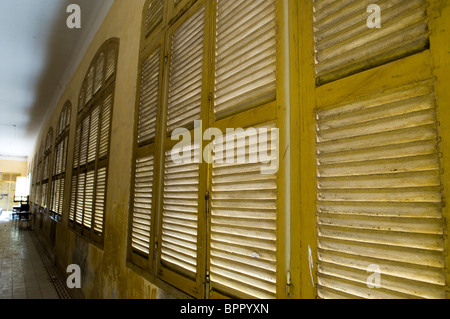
[[0, 0, 114, 160]]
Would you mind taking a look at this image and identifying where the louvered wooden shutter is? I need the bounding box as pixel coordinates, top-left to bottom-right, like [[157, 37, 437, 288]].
[[209, 123, 278, 299], [79, 87, 86, 112], [313, 0, 429, 85], [214, 0, 277, 119], [166, 7, 205, 133], [131, 155, 155, 256], [94, 167, 107, 234], [69, 175, 77, 222], [86, 66, 95, 104], [106, 46, 117, 81], [145, 0, 164, 37], [73, 125, 81, 169], [94, 52, 104, 95], [88, 106, 100, 163], [161, 144, 200, 277], [75, 172, 85, 225], [99, 94, 112, 159], [316, 79, 446, 299], [138, 48, 161, 145], [80, 116, 89, 166], [83, 171, 95, 228]]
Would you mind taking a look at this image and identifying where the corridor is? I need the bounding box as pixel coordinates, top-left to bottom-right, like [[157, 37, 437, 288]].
[[0, 211, 67, 299]]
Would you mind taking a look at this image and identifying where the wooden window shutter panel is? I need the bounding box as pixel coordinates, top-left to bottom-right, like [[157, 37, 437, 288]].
[[145, 0, 164, 37], [313, 0, 429, 85], [316, 79, 446, 299], [214, 0, 277, 119], [86, 66, 95, 104], [94, 167, 107, 235], [99, 94, 113, 159], [88, 106, 100, 164], [83, 171, 95, 229], [106, 46, 117, 81], [209, 123, 279, 299], [73, 125, 81, 169], [131, 155, 155, 256], [80, 116, 90, 167], [94, 52, 104, 94], [75, 172, 86, 225], [138, 48, 161, 145], [160, 143, 201, 277], [69, 175, 77, 222], [166, 7, 205, 134]]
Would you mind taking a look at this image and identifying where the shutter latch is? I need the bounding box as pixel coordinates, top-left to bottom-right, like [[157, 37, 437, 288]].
[[205, 191, 210, 221]]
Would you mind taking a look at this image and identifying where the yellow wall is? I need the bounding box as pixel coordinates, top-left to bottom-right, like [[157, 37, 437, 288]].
[[0, 159, 28, 211], [0, 159, 27, 176]]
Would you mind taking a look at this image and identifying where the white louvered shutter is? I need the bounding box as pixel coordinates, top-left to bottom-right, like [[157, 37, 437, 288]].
[[210, 124, 279, 299], [313, 0, 429, 85], [214, 0, 277, 119], [138, 48, 161, 145], [131, 155, 155, 256], [316, 79, 446, 299], [166, 7, 205, 133], [161, 144, 201, 277]]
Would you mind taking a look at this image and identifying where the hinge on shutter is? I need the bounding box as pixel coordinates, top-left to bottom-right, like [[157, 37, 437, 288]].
[[208, 92, 213, 101], [164, 55, 168, 63]]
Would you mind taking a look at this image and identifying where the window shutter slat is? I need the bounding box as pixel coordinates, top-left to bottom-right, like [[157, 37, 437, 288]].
[[316, 79, 446, 299], [166, 7, 205, 133], [138, 49, 160, 145], [94, 52, 104, 94], [94, 167, 107, 234], [313, 0, 429, 85], [132, 155, 155, 256], [210, 124, 278, 299], [161, 144, 200, 277], [214, 0, 277, 119]]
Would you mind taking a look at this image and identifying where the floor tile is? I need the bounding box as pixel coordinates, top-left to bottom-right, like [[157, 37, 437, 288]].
[[0, 212, 61, 300]]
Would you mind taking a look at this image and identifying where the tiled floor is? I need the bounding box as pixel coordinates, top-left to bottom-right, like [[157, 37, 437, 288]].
[[0, 211, 59, 299]]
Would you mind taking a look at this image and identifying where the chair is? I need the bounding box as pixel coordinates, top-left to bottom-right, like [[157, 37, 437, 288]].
[[19, 212, 31, 229]]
